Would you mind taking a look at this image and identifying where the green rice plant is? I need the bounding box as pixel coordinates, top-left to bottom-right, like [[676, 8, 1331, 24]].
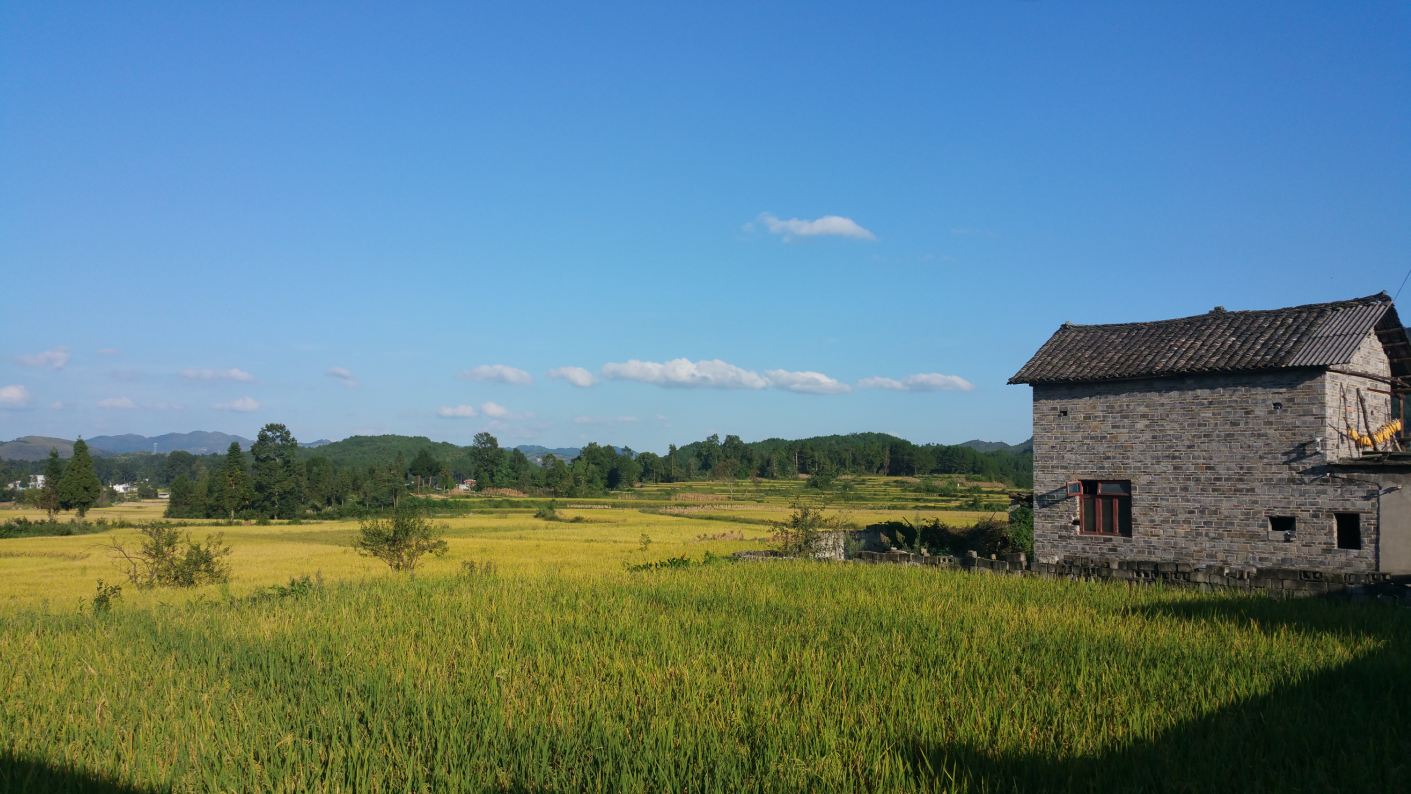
[[1, 564, 1406, 792]]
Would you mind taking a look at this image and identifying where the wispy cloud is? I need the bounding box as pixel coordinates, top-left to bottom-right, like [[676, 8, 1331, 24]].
[[751, 212, 875, 242], [438, 405, 478, 418], [654, 413, 673, 429], [459, 365, 533, 386], [16, 346, 72, 369], [98, 396, 138, 409], [96, 348, 119, 356], [600, 358, 849, 394], [479, 401, 534, 420], [573, 416, 640, 425], [546, 366, 598, 388], [325, 366, 360, 388], [213, 396, 260, 412], [857, 373, 974, 392], [602, 359, 769, 390], [0, 385, 32, 409], [182, 368, 255, 383], [763, 369, 851, 395]]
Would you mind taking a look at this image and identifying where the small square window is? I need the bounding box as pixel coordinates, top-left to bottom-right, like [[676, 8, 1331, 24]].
[[1335, 513, 1362, 550], [1059, 409, 1068, 417], [1269, 516, 1296, 534]]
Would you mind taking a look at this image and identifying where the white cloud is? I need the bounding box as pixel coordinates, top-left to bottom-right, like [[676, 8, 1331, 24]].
[[182, 368, 255, 383], [16, 346, 72, 369], [0, 385, 32, 408], [213, 396, 260, 412], [763, 369, 852, 395], [459, 365, 533, 386], [857, 373, 974, 392], [325, 366, 360, 388], [654, 413, 673, 428], [98, 396, 138, 409], [49, 401, 66, 410], [96, 348, 119, 355], [601, 358, 769, 390], [546, 366, 598, 388], [438, 405, 478, 418], [478, 401, 534, 420], [754, 212, 875, 241]]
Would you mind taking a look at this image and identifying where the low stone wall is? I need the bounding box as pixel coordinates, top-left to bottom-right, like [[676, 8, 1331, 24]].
[[846, 550, 1411, 605]]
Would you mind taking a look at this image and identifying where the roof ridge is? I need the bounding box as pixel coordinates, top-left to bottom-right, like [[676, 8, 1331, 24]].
[[1056, 292, 1389, 332]]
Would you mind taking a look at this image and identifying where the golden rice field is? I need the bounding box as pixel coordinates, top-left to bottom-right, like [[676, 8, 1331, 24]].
[[2, 501, 1408, 792]]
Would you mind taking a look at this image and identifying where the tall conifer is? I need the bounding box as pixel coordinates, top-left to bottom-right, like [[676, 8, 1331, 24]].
[[57, 438, 102, 518]]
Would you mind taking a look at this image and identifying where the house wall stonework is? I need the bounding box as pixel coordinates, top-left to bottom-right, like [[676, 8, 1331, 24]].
[[1032, 357, 1388, 573], [1325, 331, 1394, 462]]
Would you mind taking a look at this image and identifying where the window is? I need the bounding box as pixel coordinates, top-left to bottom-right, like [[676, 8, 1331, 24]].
[[1080, 480, 1131, 536], [1335, 513, 1362, 550], [1269, 516, 1296, 534]]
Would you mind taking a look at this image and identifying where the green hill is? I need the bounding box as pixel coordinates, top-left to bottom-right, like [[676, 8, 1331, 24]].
[[299, 435, 466, 467], [0, 436, 115, 461]]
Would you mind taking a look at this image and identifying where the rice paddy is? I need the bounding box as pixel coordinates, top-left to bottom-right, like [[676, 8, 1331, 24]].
[[2, 496, 1408, 792]]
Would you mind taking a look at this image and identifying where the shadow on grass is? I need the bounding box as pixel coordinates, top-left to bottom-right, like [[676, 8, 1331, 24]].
[[908, 595, 1411, 793], [0, 752, 158, 793]]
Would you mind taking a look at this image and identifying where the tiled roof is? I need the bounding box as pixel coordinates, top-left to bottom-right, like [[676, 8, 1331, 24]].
[[1009, 292, 1411, 385]]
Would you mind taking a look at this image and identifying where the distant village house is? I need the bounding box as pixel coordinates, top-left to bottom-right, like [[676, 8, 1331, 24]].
[[1011, 292, 1411, 574]]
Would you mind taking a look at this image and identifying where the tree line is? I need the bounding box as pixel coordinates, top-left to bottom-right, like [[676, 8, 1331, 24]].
[[5, 426, 1032, 519], [635, 432, 1032, 488]]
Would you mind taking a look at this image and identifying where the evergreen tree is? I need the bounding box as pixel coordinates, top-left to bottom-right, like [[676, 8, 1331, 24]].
[[57, 438, 102, 518], [39, 448, 65, 519], [250, 424, 305, 519], [165, 475, 194, 518], [213, 442, 248, 520]]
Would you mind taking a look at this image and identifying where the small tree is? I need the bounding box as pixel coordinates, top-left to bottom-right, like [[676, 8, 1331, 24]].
[[39, 449, 64, 520], [103, 525, 233, 589], [771, 500, 845, 558], [355, 509, 448, 575]]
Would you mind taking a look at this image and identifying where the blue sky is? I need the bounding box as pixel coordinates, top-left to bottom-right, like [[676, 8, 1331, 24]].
[[2, 2, 1408, 452]]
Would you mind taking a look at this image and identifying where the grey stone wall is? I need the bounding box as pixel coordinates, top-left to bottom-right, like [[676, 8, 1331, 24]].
[[1029, 332, 1395, 573]]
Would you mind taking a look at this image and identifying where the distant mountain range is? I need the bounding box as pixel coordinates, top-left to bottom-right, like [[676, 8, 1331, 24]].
[[958, 437, 1033, 455], [87, 431, 254, 456], [515, 445, 583, 460]]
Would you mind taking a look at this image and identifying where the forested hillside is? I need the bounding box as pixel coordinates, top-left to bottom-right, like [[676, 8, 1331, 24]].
[[646, 432, 1032, 488]]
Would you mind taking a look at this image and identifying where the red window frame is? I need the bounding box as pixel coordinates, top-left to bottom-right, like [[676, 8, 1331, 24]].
[[1080, 480, 1131, 536]]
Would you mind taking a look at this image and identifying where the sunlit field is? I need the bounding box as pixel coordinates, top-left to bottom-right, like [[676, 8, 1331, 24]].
[[3, 493, 1408, 792], [0, 506, 770, 609]]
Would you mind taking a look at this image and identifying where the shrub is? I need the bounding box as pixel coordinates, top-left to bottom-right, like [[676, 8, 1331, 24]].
[[770, 501, 844, 558], [103, 524, 233, 589], [354, 509, 448, 575], [88, 580, 122, 615]]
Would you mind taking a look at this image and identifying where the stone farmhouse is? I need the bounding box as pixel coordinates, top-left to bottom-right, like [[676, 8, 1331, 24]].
[[1010, 292, 1411, 575]]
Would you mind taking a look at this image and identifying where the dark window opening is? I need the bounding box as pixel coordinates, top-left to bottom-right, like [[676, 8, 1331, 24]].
[[1059, 409, 1068, 417], [1269, 516, 1296, 534], [1335, 513, 1362, 550], [1080, 480, 1131, 537], [1272, 402, 1283, 411]]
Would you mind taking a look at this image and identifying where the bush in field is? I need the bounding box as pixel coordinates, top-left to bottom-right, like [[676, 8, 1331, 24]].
[[87, 580, 122, 615], [103, 524, 233, 589], [355, 509, 448, 574], [771, 501, 844, 558], [1005, 505, 1035, 557]]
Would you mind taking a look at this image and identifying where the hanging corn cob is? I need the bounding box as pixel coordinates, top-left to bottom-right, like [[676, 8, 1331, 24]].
[[1348, 418, 1403, 447]]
